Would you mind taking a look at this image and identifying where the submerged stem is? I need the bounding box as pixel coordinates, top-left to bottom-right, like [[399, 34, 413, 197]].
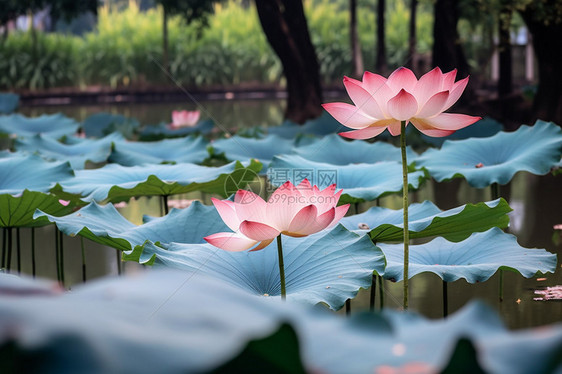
[[276, 235, 286, 300], [400, 121, 410, 310], [31, 228, 36, 277], [81, 237, 87, 283]]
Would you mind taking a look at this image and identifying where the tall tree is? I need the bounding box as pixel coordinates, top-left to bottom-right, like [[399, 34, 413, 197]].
[[406, 0, 418, 70], [255, 0, 323, 124], [375, 0, 387, 73], [519, 0, 562, 125], [350, 0, 364, 77], [155, 0, 216, 75]]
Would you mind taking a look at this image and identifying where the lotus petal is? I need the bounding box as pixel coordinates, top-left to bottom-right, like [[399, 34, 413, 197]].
[[52, 159, 262, 203], [109, 136, 209, 166], [340, 199, 511, 242], [269, 155, 426, 203], [14, 133, 122, 169], [0, 113, 79, 139], [415, 120, 562, 187], [420, 116, 503, 147], [127, 225, 385, 311], [379, 228, 557, 282]]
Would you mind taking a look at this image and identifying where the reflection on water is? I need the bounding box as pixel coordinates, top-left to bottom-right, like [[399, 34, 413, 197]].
[[6, 100, 562, 329]]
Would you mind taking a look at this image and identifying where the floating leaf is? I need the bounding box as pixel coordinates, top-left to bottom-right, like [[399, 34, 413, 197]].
[[210, 134, 296, 167], [82, 113, 140, 138], [14, 133, 122, 169], [35, 201, 228, 251], [52, 159, 262, 202], [0, 190, 77, 228], [421, 117, 503, 147], [0, 93, 19, 114], [267, 111, 342, 138], [415, 121, 562, 187], [0, 154, 74, 195], [1, 272, 562, 374], [139, 119, 215, 140], [0, 113, 79, 139], [269, 155, 426, 203], [109, 136, 210, 166], [379, 228, 557, 282], [127, 225, 385, 311], [340, 199, 511, 242], [292, 134, 417, 165]]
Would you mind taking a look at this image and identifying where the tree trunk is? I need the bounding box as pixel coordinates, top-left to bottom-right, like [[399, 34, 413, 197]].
[[162, 6, 170, 75], [255, 0, 323, 124], [407, 0, 417, 70], [520, 10, 562, 125], [498, 2, 512, 96], [350, 0, 364, 78], [375, 0, 387, 73]]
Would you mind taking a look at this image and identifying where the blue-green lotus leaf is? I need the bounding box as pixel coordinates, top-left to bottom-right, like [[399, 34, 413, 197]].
[[379, 228, 557, 282], [0, 190, 77, 227], [109, 136, 209, 166], [0, 93, 19, 114], [269, 155, 427, 203], [2, 272, 561, 374], [34, 201, 228, 251], [210, 134, 296, 167], [415, 120, 562, 187], [52, 159, 262, 202], [82, 112, 140, 138], [0, 113, 79, 139], [292, 134, 418, 165], [421, 116, 503, 147], [127, 225, 385, 311], [139, 119, 214, 140], [14, 133, 123, 169], [0, 154, 74, 195], [341, 199, 511, 242], [267, 111, 342, 138]]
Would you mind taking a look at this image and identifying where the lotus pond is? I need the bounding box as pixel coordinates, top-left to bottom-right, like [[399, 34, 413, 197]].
[[1, 93, 562, 373]]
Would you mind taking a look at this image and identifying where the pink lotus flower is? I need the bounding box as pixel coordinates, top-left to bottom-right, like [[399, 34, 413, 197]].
[[169, 110, 200, 129], [204, 179, 349, 252], [323, 67, 481, 139]]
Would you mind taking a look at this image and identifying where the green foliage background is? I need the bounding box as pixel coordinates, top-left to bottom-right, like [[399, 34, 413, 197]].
[[0, 0, 433, 90]]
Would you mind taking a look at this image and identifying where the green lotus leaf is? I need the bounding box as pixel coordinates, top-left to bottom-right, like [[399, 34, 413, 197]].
[[109, 136, 210, 166], [292, 134, 417, 165], [52, 159, 262, 202], [341, 199, 511, 242], [34, 201, 228, 251], [0, 113, 79, 139], [269, 155, 427, 203], [127, 225, 385, 311], [14, 133, 123, 169], [379, 228, 557, 282], [415, 120, 562, 187], [0, 154, 74, 195]]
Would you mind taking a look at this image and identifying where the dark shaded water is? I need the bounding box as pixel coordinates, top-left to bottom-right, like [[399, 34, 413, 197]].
[[8, 100, 562, 329]]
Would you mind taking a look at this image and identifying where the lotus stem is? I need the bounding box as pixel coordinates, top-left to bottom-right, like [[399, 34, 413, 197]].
[[55, 227, 60, 281], [2, 228, 6, 269], [379, 275, 384, 309], [116, 249, 122, 276], [346, 299, 351, 316], [162, 195, 169, 216], [276, 234, 286, 300], [400, 120, 410, 310], [499, 270, 504, 302], [31, 228, 36, 277], [491, 183, 504, 302], [81, 237, 86, 283], [354, 202, 360, 214], [370, 273, 377, 312], [59, 230, 65, 285], [443, 280, 449, 318], [16, 228, 21, 273], [6, 228, 12, 273]]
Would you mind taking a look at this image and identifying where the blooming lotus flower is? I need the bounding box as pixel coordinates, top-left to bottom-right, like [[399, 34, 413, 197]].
[[323, 67, 481, 139], [205, 179, 349, 252], [169, 110, 200, 129]]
